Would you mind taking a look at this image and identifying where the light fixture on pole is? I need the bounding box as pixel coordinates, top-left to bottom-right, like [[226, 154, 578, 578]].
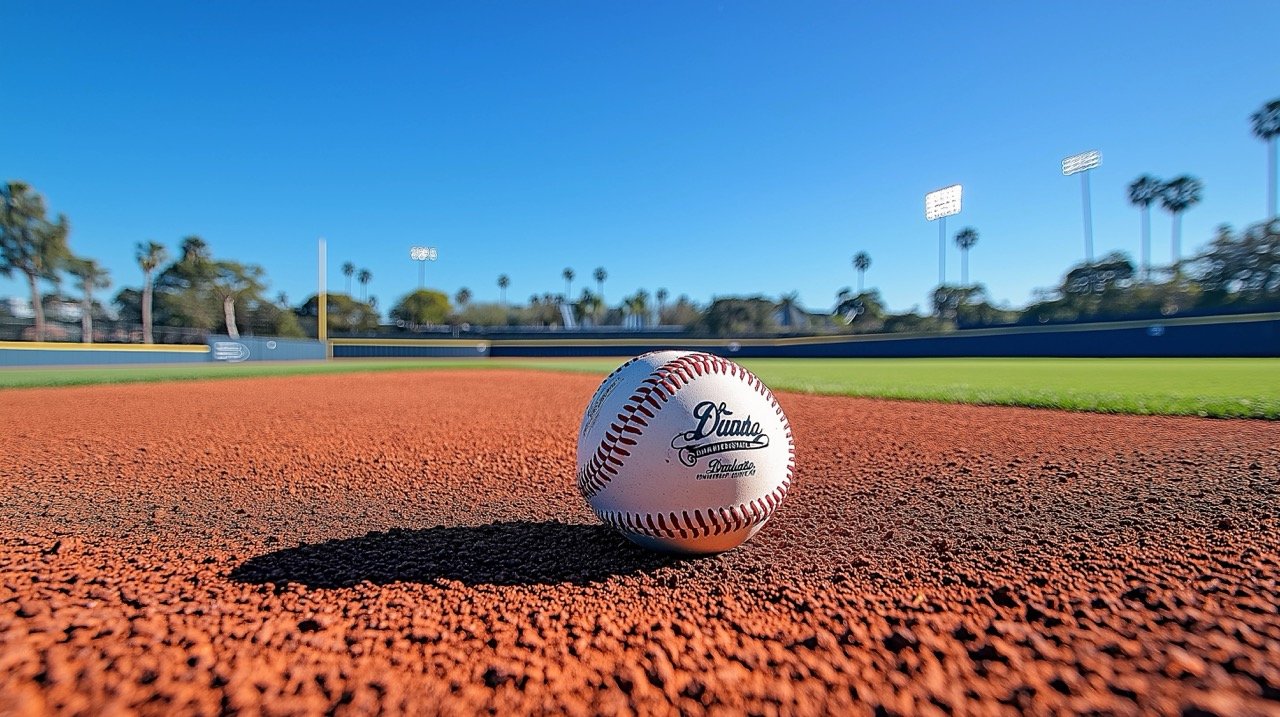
[[409, 245, 438, 289], [1062, 150, 1101, 264], [925, 184, 962, 285]]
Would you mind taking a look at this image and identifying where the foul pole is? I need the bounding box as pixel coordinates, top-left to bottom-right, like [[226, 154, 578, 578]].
[[318, 237, 327, 343]]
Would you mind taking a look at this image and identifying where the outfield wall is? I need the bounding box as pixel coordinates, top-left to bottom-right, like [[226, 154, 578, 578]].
[[329, 338, 490, 359], [471, 312, 1280, 359], [0, 341, 210, 366], [3, 313, 1276, 367], [0, 336, 325, 367], [488, 314, 1279, 358], [206, 335, 327, 362]]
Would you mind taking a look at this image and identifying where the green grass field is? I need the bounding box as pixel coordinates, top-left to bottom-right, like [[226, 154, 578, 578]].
[[1, 356, 1276, 419]]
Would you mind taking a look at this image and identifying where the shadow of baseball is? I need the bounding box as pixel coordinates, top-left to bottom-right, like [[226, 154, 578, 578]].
[[229, 521, 681, 588]]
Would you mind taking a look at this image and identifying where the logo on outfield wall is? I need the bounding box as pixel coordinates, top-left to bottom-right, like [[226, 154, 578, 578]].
[[671, 401, 769, 467], [213, 342, 250, 362]]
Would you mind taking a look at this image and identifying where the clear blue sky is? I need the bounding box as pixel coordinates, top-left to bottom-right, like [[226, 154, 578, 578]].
[[3, 1, 1277, 314]]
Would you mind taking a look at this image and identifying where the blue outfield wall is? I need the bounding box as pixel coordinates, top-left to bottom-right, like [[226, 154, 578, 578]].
[[0, 336, 326, 367], [0, 341, 210, 366], [4, 314, 1276, 366], [207, 335, 327, 362], [735, 315, 1280, 358], [329, 339, 490, 359], [478, 313, 1280, 359]]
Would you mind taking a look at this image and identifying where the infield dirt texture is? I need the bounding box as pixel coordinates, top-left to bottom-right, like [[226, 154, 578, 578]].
[[1, 369, 1278, 715]]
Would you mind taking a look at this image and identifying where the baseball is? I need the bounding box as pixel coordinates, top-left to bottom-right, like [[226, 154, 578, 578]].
[[576, 351, 795, 554]]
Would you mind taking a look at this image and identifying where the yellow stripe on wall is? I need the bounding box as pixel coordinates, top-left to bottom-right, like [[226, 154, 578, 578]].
[[329, 338, 490, 348]]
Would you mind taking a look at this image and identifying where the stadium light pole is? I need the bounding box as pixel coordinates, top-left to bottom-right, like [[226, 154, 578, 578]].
[[317, 237, 327, 343], [1062, 150, 1101, 264], [925, 184, 962, 286], [410, 246, 438, 289]]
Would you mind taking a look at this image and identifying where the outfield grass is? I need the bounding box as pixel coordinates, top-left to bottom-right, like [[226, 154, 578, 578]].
[[1, 357, 1276, 419], [739, 358, 1280, 419]]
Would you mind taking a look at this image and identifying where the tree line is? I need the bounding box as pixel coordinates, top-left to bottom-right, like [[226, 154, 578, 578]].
[[398, 213, 1278, 337], [3, 178, 1277, 341], [834, 218, 1279, 336]]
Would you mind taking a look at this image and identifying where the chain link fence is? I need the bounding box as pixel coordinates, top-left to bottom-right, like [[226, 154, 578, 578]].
[[0, 319, 209, 344]]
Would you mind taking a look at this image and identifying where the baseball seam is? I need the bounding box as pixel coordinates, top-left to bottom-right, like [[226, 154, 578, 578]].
[[577, 352, 718, 497], [594, 479, 791, 540], [577, 352, 796, 540]]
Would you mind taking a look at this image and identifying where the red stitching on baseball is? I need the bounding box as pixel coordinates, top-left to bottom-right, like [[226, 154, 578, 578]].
[[591, 480, 792, 541], [577, 352, 796, 511]]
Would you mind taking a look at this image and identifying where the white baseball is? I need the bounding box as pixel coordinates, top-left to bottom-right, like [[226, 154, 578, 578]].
[[576, 351, 795, 554]]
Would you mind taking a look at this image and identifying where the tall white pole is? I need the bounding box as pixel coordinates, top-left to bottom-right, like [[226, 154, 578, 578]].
[[938, 216, 947, 286], [925, 184, 962, 288], [1063, 150, 1101, 264], [410, 246, 438, 291], [1081, 171, 1094, 264], [1269, 137, 1277, 219], [318, 237, 327, 343], [1141, 207, 1151, 281]]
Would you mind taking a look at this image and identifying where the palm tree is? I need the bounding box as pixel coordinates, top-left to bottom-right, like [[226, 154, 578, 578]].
[[342, 261, 355, 295], [455, 287, 472, 306], [1159, 176, 1203, 267], [68, 258, 110, 343], [635, 289, 650, 325], [0, 182, 71, 341], [1127, 175, 1163, 281], [211, 261, 264, 339], [562, 268, 575, 298], [356, 268, 372, 302], [624, 290, 649, 327], [276, 291, 289, 308], [135, 241, 167, 343], [853, 252, 871, 293], [954, 228, 978, 285], [577, 288, 602, 325], [593, 267, 607, 301], [1251, 98, 1280, 218], [179, 235, 211, 263], [623, 292, 645, 328], [497, 274, 510, 305], [655, 288, 668, 324]]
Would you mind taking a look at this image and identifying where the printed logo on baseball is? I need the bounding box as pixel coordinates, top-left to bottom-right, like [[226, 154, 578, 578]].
[[576, 350, 795, 554]]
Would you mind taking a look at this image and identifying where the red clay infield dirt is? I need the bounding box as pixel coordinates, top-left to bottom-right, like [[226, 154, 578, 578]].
[[1, 368, 1278, 716]]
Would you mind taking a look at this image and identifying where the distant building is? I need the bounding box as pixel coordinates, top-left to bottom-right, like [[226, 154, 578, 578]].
[[0, 296, 90, 322], [3, 296, 35, 319], [44, 299, 82, 322], [559, 302, 577, 329], [775, 303, 810, 330]]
